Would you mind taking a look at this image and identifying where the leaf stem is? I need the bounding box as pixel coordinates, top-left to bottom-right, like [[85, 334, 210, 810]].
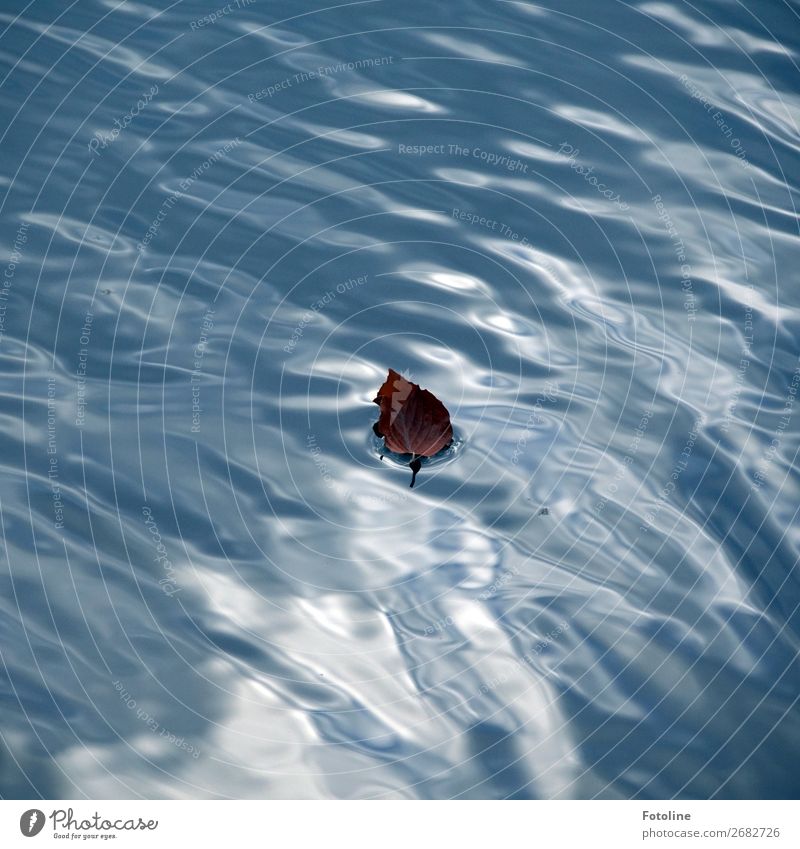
[[409, 455, 421, 488]]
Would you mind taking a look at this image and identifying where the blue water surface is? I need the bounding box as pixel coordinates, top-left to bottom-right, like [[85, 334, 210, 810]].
[[0, 0, 799, 799]]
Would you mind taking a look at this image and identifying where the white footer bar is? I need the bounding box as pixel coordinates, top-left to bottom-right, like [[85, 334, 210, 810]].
[[2, 800, 796, 848]]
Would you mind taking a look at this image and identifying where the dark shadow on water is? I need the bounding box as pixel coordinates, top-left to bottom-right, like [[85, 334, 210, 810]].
[[461, 721, 535, 800]]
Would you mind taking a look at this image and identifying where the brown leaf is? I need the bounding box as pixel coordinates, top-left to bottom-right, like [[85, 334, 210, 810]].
[[373, 369, 453, 487]]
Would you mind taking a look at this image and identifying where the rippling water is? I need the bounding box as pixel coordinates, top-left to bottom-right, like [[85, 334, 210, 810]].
[[1, 0, 799, 799]]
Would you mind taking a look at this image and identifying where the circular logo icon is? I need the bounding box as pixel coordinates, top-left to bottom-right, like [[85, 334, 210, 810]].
[[19, 809, 45, 837]]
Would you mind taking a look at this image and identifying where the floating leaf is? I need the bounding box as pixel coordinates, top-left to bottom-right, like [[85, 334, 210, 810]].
[[372, 369, 453, 487]]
